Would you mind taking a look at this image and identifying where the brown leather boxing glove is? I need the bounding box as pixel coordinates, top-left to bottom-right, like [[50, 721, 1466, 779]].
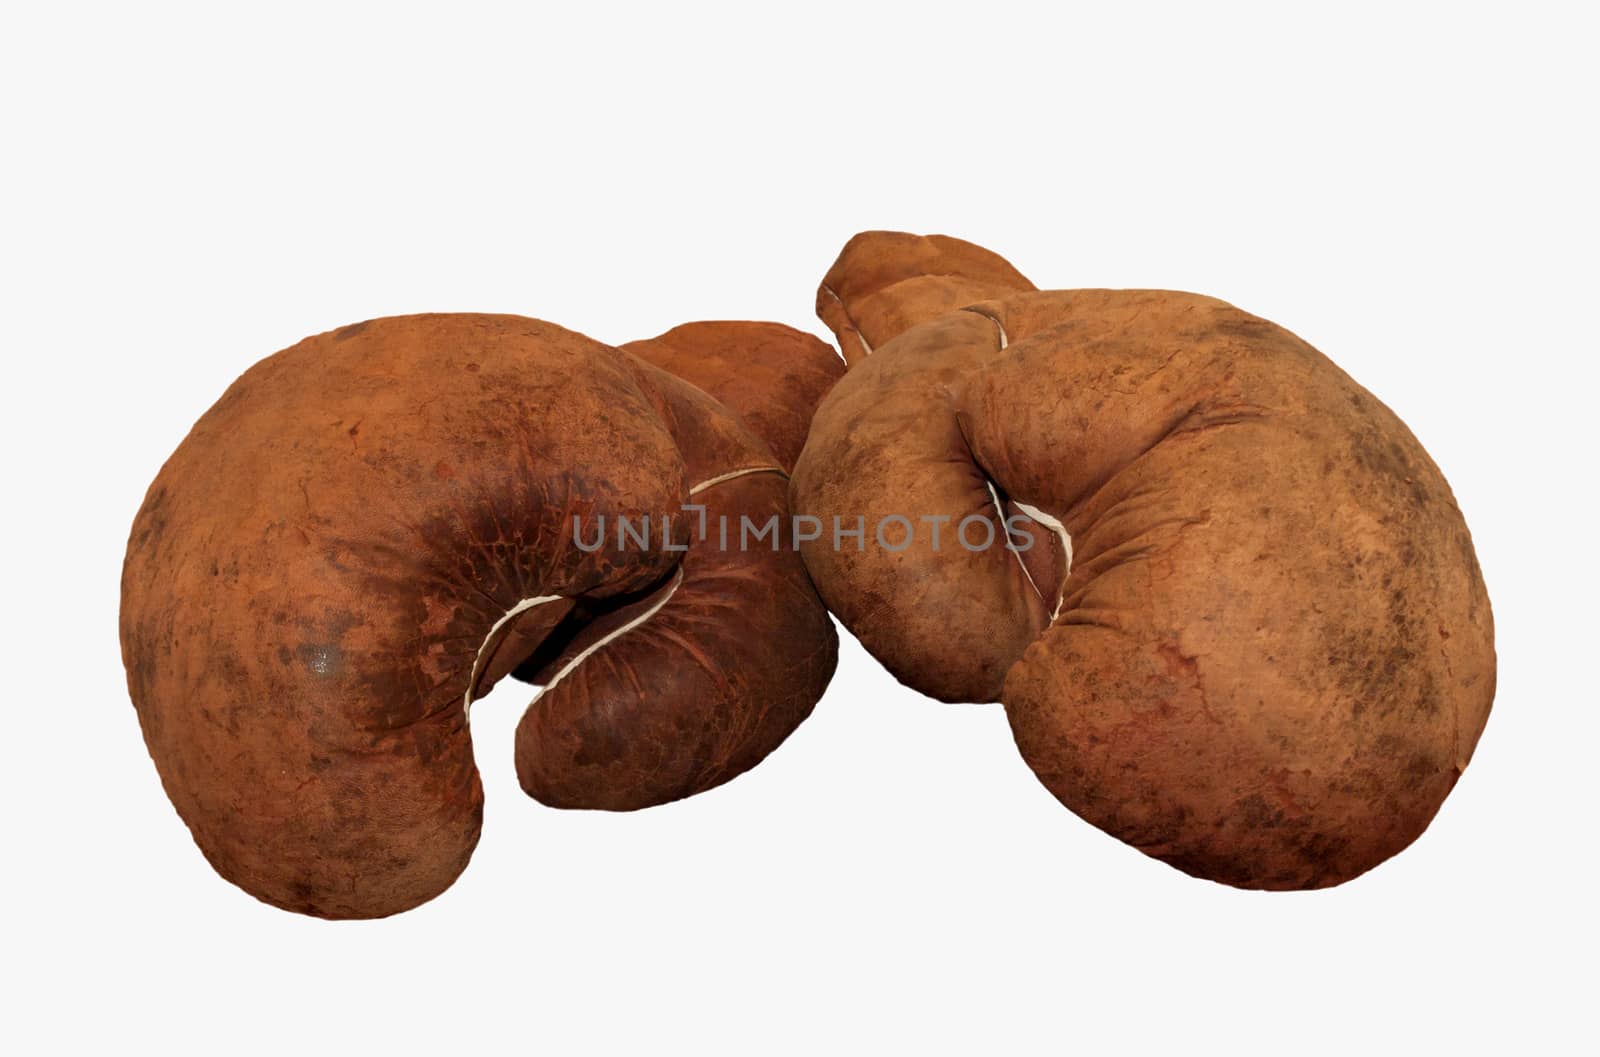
[[792, 232, 1494, 889], [121, 313, 841, 918]]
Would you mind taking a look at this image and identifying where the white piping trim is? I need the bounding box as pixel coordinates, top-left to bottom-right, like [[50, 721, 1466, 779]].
[[688, 465, 786, 495], [820, 284, 872, 357], [989, 480, 1045, 604], [961, 306, 1008, 350], [460, 467, 777, 717], [531, 567, 685, 703], [1014, 502, 1072, 621], [465, 593, 565, 714], [461, 464, 776, 716]]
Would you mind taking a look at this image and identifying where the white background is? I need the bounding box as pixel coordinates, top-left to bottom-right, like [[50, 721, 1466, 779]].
[[3, 2, 1594, 1053]]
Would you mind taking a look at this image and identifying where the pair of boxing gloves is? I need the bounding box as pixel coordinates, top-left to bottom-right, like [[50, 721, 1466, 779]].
[[120, 232, 1495, 918]]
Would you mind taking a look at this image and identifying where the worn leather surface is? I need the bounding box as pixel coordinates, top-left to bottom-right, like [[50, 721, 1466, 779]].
[[121, 313, 838, 918], [792, 232, 1495, 889], [623, 320, 845, 472]]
